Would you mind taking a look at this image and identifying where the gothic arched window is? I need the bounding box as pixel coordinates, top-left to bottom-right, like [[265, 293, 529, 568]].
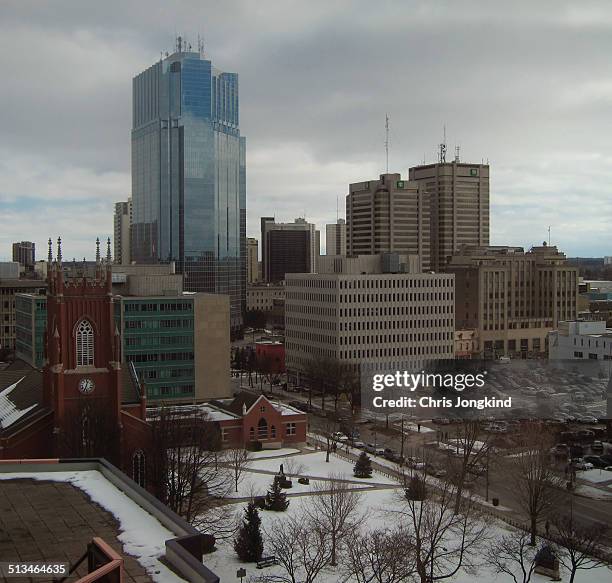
[[76, 319, 94, 367], [132, 449, 146, 488]]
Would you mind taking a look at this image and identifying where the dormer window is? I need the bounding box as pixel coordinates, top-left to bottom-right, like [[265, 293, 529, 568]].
[[76, 319, 94, 367]]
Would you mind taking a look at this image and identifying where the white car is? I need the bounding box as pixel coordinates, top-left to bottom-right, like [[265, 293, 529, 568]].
[[573, 461, 594, 471]]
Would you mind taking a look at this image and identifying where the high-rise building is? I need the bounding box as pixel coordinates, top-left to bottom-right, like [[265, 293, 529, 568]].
[[247, 237, 259, 283], [346, 173, 431, 270], [261, 218, 319, 282], [12, 241, 35, 272], [447, 245, 578, 358], [114, 198, 132, 265], [408, 161, 489, 271], [285, 253, 454, 374], [326, 218, 347, 255], [131, 41, 246, 335]]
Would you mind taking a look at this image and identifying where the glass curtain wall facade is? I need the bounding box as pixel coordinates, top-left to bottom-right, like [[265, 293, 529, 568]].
[[131, 48, 246, 334]]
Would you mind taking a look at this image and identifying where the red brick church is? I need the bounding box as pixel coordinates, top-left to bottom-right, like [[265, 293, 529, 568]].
[[0, 238, 307, 485], [0, 238, 150, 483]]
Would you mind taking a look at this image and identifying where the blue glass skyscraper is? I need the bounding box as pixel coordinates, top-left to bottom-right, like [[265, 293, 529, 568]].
[[131, 39, 246, 334]]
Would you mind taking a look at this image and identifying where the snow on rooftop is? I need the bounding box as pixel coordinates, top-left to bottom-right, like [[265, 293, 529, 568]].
[[0, 470, 187, 582], [0, 377, 37, 429]]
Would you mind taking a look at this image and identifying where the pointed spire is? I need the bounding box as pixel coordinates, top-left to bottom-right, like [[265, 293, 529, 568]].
[[106, 237, 112, 265], [48, 238, 53, 263], [56, 237, 62, 264], [95, 237, 101, 264]]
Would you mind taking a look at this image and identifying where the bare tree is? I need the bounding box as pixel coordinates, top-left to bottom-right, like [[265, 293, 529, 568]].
[[447, 420, 493, 510], [283, 456, 306, 477], [393, 472, 488, 583], [485, 530, 538, 583], [261, 516, 332, 583], [306, 474, 363, 566], [226, 447, 251, 493], [509, 424, 564, 545], [148, 406, 236, 539], [343, 527, 416, 583], [551, 505, 609, 583]]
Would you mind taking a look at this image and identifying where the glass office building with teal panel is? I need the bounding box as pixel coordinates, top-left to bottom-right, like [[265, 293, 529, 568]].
[[114, 297, 196, 400], [15, 294, 47, 368], [131, 44, 246, 336]]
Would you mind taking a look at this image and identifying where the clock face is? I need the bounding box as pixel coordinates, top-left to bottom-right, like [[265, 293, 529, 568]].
[[78, 378, 95, 394]]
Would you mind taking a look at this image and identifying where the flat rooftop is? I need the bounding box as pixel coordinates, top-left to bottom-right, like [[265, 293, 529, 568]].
[[0, 477, 153, 582]]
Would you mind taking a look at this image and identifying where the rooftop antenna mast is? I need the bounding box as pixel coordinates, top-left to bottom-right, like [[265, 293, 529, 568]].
[[385, 114, 390, 173], [548, 226, 551, 246], [455, 145, 461, 163], [438, 124, 447, 164], [336, 195, 339, 222]]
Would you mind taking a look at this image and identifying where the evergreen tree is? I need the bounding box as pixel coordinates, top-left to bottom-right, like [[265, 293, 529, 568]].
[[353, 452, 373, 478], [234, 502, 264, 562], [265, 477, 290, 511]]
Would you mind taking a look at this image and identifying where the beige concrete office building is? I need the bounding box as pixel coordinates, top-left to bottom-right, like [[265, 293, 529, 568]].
[[346, 174, 431, 270], [408, 161, 489, 272], [285, 253, 454, 374], [114, 198, 132, 266], [326, 219, 347, 255], [447, 245, 578, 358], [247, 283, 285, 312], [247, 238, 259, 283]]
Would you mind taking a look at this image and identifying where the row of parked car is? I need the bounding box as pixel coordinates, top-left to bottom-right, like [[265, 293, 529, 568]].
[[330, 432, 427, 467]]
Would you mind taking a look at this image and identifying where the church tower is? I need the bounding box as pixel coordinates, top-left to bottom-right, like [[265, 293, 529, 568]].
[[43, 237, 123, 458]]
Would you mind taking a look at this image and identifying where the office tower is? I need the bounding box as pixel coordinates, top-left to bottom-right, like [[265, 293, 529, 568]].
[[261, 218, 319, 282], [114, 198, 132, 265], [131, 39, 246, 335], [409, 160, 489, 271], [12, 241, 35, 272], [447, 245, 578, 358], [548, 319, 612, 360], [326, 218, 347, 255], [247, 237, 259, 283], [285, 253, 454, 374], [346, 173, 431, 270]]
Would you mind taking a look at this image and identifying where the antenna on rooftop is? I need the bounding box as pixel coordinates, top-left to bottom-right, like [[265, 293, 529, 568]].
[[438, 124, 447, 164], [455, 145, 461, 163], [336, 195, 339, 222], [385, 114, 390, 173], [198, 34, 204, 56], [548, 226, 551, 246]]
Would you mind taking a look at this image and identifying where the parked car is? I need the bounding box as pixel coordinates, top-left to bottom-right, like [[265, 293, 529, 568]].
[[591, 441, 604, 453], [577, 430, 595, 439], [573, 460, 594, 471], [578, 416, 598, 424], [352, 440, 366, 449], [364, 443, 377, 454], [583, 455, 607, 469], [599, 454, 612, 465]]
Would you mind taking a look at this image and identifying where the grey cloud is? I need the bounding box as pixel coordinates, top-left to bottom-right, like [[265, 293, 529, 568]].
[[0, 0, 611, 259]]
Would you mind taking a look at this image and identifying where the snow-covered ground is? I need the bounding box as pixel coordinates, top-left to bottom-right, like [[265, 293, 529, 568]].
[[248, 451, 397, 485], [0, 470, 187, 582], [205, 485, 612, 583], [248, 448, 300, 459], [579, 468, 612, 484]]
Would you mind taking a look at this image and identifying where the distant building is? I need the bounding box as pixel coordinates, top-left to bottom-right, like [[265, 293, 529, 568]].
[[549, 319, 612, 360], [0, 262, 20, 280], [326, 219, 347, 256], [261, 217, 319, 282], [409, 161, 489, 271], [447, 245, 578, 358], [12, 241, 35, 272], [0, 279, 47, 352], [113, 198, 132, 265], [285, 253, 454, 374], [604, 256, 612, 266], [346, 174, 431, 270], [455, 329, 478, 359], [247, 283, 285, 312], [247, 237, 259, 283], [131, 45, 246, 335]]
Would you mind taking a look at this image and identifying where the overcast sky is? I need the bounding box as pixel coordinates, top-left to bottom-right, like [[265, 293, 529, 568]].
[[1, 0, 611, 261]]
